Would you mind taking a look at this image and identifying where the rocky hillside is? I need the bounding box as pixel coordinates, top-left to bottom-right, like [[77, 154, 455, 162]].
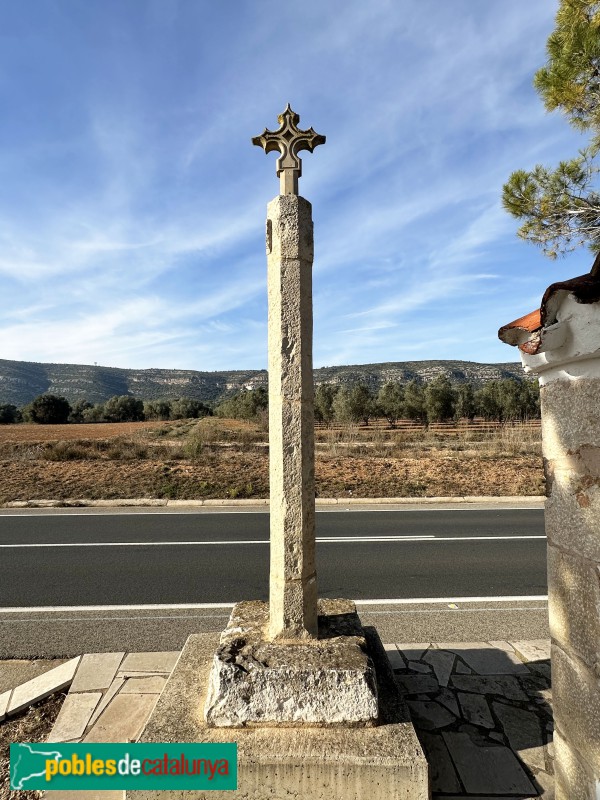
[[0, 358, 526, 407]]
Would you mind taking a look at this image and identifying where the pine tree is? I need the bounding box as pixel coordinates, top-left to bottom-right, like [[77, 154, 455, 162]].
[[503, 1, 600, 257]]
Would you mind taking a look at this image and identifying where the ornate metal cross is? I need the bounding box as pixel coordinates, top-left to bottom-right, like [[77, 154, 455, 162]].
[[252, 104, 326, 196]]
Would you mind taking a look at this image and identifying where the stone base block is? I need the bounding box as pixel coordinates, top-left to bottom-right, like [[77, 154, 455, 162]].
[[127, 626, 428, 800], [205, 599, 378, 726]]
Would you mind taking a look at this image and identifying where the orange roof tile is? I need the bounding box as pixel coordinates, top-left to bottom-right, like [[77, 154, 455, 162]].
[[499, 255, 600, 353]]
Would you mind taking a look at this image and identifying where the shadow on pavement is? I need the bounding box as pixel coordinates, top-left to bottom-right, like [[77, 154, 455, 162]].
[[388, 642, 553, 799]]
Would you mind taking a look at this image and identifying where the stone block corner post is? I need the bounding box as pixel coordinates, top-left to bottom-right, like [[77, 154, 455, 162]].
[[499, 256, 600, 799], [252, 105, 326, 641]]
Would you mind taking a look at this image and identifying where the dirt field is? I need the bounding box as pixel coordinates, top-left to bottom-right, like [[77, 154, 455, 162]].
[[0, 420, 169, 443], [0, 418, 544, 503]]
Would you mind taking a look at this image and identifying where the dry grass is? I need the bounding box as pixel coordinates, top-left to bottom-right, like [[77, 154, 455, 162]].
[[0, 693, 65, 800], [0, 418, 544, 503]]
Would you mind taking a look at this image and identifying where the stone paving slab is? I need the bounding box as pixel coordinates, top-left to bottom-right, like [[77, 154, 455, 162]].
[[7, 656, 80, 715], [0, 689, 10, 722], [70, 652, 124, 692], [418, 730, 462, 793], [83, 693, 159, 742], [383, 643, 405, 669], [442, 730, 537, 795], [120, 675, 167, 694], [390, 640, 553, 798], [450, 674, 529, 701], [88, 677, 125, 728], [395, 643, 430, 661], [457, 692, 494, 729], [493, 701, 546, 771], [0, 658, 69, 694], [512, 640, 552, 662], [424, 649, 456, 687], [435, 642, 530, 675], [119, 651, 178, 673], [47, 692, 102, 742], [29, 651, 179, 748], [36, 641, 555, 798]]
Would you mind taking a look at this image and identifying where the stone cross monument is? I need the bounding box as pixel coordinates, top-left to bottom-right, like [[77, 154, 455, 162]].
[[131, 107, 429, 800], [252, 105, 325, 640], [252, 103, 325, 196]]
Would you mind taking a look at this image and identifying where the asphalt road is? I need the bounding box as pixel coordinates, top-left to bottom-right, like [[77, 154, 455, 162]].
[[0, 507, 549, 656]]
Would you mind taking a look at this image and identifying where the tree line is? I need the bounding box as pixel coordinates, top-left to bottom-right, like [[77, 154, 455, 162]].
[[213, 376, 540, 426], [312, 377, 540, 426], [0, 395, 212, 425], [0, 376, 541, 426]]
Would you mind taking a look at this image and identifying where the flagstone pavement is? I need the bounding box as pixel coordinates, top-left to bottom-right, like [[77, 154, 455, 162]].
[[23, 640, 552, 799]]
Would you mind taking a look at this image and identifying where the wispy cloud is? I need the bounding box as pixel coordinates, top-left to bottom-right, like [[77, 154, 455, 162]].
[[0, 0, 583, 372]]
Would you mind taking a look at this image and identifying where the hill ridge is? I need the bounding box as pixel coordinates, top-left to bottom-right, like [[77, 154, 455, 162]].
[[0, 357, 526, 407]]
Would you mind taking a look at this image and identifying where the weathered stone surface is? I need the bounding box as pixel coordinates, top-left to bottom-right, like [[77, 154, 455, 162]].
[[548, 545, 600, 669], [554, 727, 597, 800], [542, 382, 600, 565], [457, 692, 494, 729], [396, 644, 430, 661], [450, 675, 528, 701], [416, 730, 461, 793], [455, 661, 472, 674], [542, 379, 600, 457], [88, 677, 124, 728], [121, 676, 167, 694], [70, 652, 124, 693], [552, 642, 600, 773], [0, 658, 68, 694], [488, 640, 516, 653], [128, 630, 429, 800], [8, 657, 80, 715], [47, 692, 102, 742], [383, 644, 405, 670], [503, 308, 600, 800], [510, 640, 551, 662], [395, 674, 439, 695], [532, 766, 556, 800], [119, 652, 178, 674], [529, 661, 552, 680], [84, 694, 159, 742], [406, 700, 455, 730], [0, 690, 10, 722], [436, 687, 460, 716], [407, 661, 431, 674], [546, 483, 600, 562], [437, 643, 528, 675], [492, 701, 545, 770], [204, 600, 378, 726], [267, 194, 317, 640], [520, 674, 552, 701], [423, 649, 455, 687], [442, 730, 536, 794]]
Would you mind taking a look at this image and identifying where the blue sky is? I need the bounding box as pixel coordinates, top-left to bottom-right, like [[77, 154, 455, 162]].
[[0, 0, 593, 371]]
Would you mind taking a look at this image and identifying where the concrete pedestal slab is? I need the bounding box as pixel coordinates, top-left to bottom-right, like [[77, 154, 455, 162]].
[[127, 628, 429, 800]]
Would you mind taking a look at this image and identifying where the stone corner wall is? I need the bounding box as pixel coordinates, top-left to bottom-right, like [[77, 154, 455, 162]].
[[542, 377, 600, 798]]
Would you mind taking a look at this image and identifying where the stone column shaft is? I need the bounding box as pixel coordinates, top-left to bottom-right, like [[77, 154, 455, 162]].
[[542, 378, 600, 798], [266, 194, 317, 640]]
